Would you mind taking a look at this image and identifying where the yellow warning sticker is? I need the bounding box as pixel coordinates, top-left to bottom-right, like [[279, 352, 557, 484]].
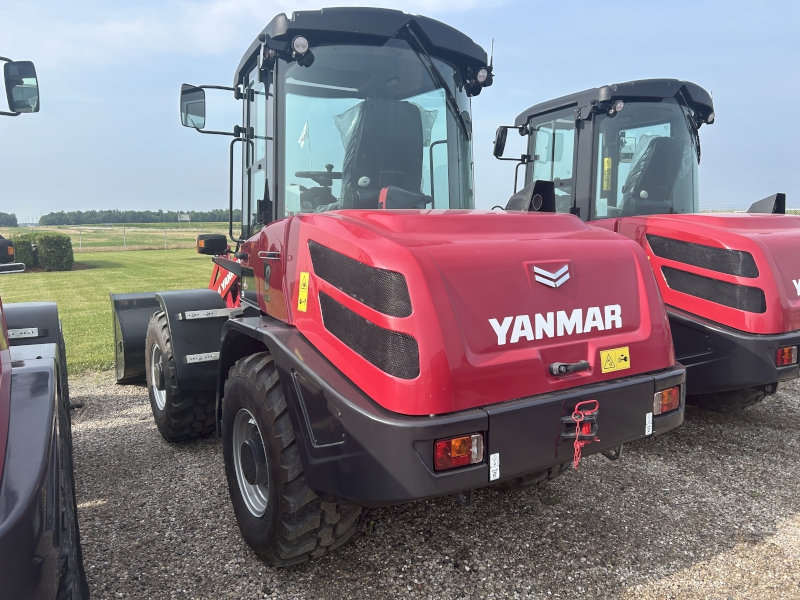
[[602, 157, 612, 191], [297, 271, 309, 312], [600, 346, 630, 374]]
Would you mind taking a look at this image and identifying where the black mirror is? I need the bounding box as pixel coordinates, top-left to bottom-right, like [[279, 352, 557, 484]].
[[747, 193, 786, 214], [493, 126, 508, 158], [505, 180, 556, 213], [196, 234, 228, 255], [4, 61, 39, 113], [180, 84, 206, 129]]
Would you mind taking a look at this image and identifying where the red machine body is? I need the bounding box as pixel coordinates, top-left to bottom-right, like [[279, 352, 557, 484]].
[[0, 300, 11, 480], [232, 209, 676, 416], [592, 213, 800, 335]]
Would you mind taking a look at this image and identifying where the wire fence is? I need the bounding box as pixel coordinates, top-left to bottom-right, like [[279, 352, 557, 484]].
[[0, 224, 230, 253]]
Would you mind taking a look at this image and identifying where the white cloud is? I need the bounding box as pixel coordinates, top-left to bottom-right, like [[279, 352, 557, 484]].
[[0, 0, 504, 65]]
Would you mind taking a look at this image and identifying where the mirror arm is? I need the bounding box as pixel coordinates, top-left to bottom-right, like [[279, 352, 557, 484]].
[[193, 124, 241, 137], [229, 138, 246, 244], [513, 155, 531, 193], [0, 110, 21, 117], [198, 84, 241, 100]]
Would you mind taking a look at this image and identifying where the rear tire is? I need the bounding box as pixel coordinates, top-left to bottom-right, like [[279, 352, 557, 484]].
[[56, 401, 89, 599], [492, 462, 571, 491], [145, 311, 215, 442], [222, 352, 361, 567], [687, 384, 774, 412]]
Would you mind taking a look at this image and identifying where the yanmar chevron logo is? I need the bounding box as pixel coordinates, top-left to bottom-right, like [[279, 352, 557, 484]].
[[533, 264, 570, 288]]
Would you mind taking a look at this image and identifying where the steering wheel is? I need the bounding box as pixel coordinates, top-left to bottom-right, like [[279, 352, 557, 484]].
[[295, 163, 342, 187]]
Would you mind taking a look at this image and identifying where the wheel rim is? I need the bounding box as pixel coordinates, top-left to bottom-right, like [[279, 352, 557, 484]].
[[232, 408, 269, 517], [150, 343, 166, 411]]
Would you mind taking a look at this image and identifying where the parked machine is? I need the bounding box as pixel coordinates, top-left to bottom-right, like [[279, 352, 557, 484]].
[[494, 79, 800, 411], [111, 9, 685, 566], [0, 59, 89, 599]]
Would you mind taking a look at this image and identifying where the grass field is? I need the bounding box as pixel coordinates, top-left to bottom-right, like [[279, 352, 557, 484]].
[[0, 223, 229, 252], [0, 249, 211, 374]]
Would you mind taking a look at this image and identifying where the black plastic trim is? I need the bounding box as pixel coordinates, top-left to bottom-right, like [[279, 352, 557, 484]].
[[110, 293, 161, 382], [647, 234, 758, 278], [668, 306, 800, 395], [3, 302, 60, 347]]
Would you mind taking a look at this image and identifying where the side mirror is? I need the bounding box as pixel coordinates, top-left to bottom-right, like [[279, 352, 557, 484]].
[[4, 61, 39, 113], [493, 126, 508, 158], [196, 234, 228, 255], [180, 84, 206, 129], [505, 180, 556, 213], [747, 193, 786, 214]]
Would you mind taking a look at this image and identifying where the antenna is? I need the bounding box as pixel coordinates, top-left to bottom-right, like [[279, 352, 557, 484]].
[[489, 38, 494, 69]]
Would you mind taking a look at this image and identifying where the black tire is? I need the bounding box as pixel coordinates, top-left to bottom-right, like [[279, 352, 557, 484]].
[[56, 402, 90, 599], [687, 384, 774, 413], [144, 311, 215, 442], [221, 352, 361, 567], [492, 462, 572, 491]]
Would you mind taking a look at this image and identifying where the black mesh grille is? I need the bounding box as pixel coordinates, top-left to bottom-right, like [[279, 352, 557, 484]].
[[662, 266, 766, 313], [308, 240, 412, 317], [647, 234, 759, 278], [319, 292, 420, 379]]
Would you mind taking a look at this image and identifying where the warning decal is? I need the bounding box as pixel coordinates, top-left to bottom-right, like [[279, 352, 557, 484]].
[[297, 271, 309, 312], [600, 346, 630, 374], [602, 157, 612, 191]]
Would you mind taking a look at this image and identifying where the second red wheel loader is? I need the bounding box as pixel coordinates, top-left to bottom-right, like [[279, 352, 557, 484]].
[[495, 79, 800, 412], [111, 9, 685, 566]]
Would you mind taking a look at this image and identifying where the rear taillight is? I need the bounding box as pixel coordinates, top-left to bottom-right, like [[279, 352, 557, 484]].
[[653, 386, 681, 416], [434, 434, 484, 471], [776, 346, 798, 367]]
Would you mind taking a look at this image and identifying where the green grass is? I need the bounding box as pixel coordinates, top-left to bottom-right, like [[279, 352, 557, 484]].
[[0, 223, 229, 252], [0, 249, 212, 374]]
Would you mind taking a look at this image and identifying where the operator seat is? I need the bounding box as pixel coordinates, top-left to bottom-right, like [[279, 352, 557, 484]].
[[340, 99, 424, 209], [621, 136, 685, 216]]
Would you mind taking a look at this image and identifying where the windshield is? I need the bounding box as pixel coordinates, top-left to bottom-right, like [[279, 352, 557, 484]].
[[278, 39, 474, 216], [591, 98, 699, 219]]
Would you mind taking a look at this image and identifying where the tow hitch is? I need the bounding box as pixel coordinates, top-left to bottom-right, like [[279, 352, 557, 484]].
[[560, 400, 599, 469]]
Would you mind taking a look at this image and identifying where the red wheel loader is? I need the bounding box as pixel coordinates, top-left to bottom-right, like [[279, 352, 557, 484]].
[[494, 79, 799, 411], [0, 59, 89, 599], [111, 9, 685, 566]]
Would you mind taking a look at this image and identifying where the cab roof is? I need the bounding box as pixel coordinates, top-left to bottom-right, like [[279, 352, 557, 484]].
[[514, 79, 714, 127], [235, 7, 488, 86]]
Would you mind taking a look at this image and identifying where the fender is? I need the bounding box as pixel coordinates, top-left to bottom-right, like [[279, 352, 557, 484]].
[[110, 293, 161, 383], [156, 290, 229, 391], [3, 302, 60, 348]]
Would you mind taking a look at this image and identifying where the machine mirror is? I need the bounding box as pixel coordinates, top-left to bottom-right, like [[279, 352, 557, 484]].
[[493, 126, 508, 158], [180, 84, 206, 129], [4, 61, 39, 113], [196, 234, 228, 255]]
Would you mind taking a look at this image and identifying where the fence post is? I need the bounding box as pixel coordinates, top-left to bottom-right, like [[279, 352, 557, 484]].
[[79, 228, 82, 252], [123, 227, 127, 250], [164, 229, 167, 250]]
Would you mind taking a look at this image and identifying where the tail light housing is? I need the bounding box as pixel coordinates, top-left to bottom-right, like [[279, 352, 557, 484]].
[[434, 434, 484, 471], [776, 346, 798, 366], [653, 386, 681, 416]]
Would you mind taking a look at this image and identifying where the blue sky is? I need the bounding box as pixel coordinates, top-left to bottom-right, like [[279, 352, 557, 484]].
[[1, 0, 798, 220]]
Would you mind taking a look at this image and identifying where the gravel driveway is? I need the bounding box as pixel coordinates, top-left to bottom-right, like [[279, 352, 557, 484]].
[[70, 372, 800, 599]]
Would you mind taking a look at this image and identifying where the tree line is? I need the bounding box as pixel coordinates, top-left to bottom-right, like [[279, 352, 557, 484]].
[[38, 209, 242, 226], [0, 212, 18, 227]]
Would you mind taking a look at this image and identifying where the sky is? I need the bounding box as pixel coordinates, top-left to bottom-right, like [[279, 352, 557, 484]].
[[1, 0, 798, 221]]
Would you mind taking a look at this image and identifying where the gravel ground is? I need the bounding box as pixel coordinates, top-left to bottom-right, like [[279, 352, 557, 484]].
[[70, 372, 800, 599]]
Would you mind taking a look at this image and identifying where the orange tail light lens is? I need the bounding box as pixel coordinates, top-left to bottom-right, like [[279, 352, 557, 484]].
[[776, 346, 798, 367], [434, 434, 484, 471], [653, 386, 681, 416]]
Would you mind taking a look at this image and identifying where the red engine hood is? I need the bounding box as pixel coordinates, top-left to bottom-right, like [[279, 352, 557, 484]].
[[594, 213, 800, 334], [269, 210, 674, 416]]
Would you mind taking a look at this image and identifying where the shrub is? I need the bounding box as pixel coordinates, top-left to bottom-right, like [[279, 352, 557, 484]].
[[35, 232, 74, 271], [10, 233, 36, 268]]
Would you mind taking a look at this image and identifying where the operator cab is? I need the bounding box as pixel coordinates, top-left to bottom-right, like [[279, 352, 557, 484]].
[[494, 79, 714, 220], [180, 8, 492, 240]]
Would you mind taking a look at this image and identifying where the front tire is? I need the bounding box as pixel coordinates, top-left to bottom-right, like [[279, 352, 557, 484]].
[[144, 311, 215, 441], [222, 352, 361, 567], [687, 384, 775, 412]]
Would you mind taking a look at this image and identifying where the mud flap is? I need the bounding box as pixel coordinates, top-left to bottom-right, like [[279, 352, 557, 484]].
[[4, 302, 61, 347], [155, 290, 228, 391], [110, 293, 161, 383]]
